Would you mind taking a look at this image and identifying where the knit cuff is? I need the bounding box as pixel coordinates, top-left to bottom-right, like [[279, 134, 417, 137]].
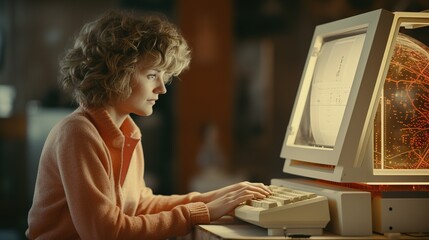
[[188, 202, 210, 225]]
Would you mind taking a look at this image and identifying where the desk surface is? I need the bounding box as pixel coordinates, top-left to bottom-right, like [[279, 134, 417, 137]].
[[194, 218, 423, 240]]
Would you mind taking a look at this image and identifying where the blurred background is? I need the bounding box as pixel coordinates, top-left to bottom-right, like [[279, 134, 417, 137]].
[[0, 0, 428, 239]]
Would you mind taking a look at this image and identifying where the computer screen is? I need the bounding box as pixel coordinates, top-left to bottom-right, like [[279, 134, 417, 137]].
[[374, 32, 429, 175], [302, 33, 365, 149], [281, 9, 429, 183]]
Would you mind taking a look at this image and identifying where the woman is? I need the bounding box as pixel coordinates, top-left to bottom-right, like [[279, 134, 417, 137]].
[[26, 9, 271, 240]]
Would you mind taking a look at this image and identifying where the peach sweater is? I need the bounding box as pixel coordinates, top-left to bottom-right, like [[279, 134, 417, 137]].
[[26, 107, 210, 240]]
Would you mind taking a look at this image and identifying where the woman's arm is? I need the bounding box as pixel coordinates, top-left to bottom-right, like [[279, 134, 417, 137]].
[[137, 180, 271, 222]]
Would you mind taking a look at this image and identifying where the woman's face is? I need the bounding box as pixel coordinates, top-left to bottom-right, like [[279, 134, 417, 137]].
[[115, 57, 168, 117]]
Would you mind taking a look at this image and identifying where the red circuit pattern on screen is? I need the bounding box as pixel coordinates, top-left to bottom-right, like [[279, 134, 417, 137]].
[[374, 33, 429, 170]]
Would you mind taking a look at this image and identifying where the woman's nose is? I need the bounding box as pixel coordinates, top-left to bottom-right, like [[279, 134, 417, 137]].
[[155, 78, 167, 94]]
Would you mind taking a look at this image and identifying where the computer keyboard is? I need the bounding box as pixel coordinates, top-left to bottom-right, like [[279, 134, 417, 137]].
[[234, 185, 330, 236]]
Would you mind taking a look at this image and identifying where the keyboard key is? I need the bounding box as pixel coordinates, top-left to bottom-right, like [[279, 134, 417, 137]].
[[267, 195, 292, 205], [249, 199, 278, 209]]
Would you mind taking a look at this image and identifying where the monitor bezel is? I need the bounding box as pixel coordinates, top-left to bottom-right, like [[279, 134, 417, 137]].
[[281, 9, 395, 182]]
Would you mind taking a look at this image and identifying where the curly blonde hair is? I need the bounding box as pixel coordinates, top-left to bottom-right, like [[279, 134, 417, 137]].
[[59, 9, 191, 108]]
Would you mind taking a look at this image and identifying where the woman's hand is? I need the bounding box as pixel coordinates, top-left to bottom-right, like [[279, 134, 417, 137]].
[[203, 181, 271, 221]]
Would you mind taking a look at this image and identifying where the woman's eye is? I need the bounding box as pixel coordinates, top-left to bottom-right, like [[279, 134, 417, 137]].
[[147, 74, 156, 80]]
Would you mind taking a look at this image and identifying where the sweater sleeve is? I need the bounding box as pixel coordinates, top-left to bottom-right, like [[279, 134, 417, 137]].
[[53, 120, 209, 240], [136, 186, 205, 213], [131, 188, 211, 239]]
